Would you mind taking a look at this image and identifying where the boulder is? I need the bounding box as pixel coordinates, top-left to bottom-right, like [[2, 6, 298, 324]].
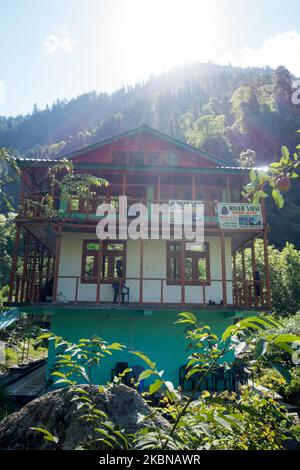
[[0, 384, 170, 450]]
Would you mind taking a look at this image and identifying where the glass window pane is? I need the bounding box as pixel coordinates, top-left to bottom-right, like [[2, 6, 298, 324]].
[[102, 256, 108, 278], [170, 243, 181, 252], [198, 259, 207, 280], [170, 256, 179, 280], [186, 243, 206, 253], [185, 257, 193, 280], [85, 256, 95, 277], [70, 198, 79, 211], [114, 256, 124, 277], [86, 242, 99, 251], [107, 243, 124, 251]]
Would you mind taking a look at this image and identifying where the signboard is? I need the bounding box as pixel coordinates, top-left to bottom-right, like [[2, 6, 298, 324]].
[[168, 200, 204, 225], [217, 203, 263, 229]]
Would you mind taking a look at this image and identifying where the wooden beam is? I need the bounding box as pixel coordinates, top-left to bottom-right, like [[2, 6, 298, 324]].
[[96, 239, 103, 303], [192, 175, 196, 200], [20, 232, 30, 302], [263, 228, 272, 308], [139, 239, 144, 304], [8, 224, 21, 302], [52, 226, 62, 302], [241, 247, 247, 306], [157, 175, 161, 203], [226, 176, 231, 202], [30, 241, 38, 302], [251, 239, 258, 307], [220, 230, 227, 305], [233, 253, 237, 305], [181, 239, 185, 305], [122, 173, 127, 195]]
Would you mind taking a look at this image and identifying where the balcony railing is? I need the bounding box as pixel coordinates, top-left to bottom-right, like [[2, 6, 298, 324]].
[[11, 274, 268, 309], [18, 195, 220, 223]]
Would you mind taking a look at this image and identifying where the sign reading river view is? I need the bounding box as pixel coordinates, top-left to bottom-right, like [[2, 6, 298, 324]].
[[217, 203, 263, 229]]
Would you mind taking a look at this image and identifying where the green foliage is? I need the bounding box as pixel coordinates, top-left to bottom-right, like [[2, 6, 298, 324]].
[[175, 388, 288, 450], [0, 212, 17, 288], [236, 241, 300, 315], [241, 142, 300, 208], [30, 313, 299, 450]]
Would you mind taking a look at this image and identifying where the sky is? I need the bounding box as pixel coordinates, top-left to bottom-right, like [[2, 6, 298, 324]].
[[1, 0, 300, 116]]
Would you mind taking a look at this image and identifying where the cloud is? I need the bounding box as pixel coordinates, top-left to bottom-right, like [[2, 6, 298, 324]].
[[219, 31, 300, 76], [44, 28, 75, 56]]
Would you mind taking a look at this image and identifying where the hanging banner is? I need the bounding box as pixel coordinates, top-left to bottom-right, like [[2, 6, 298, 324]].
[[217, 203, 263, 229]]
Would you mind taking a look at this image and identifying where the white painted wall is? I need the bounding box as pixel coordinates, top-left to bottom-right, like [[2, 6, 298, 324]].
[[57, 233, 233, 304]]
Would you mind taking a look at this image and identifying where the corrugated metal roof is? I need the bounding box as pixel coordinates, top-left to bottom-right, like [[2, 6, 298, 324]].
[[14, 157, 60, 162]]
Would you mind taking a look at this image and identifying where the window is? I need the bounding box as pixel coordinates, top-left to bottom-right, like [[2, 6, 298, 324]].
[[129, 151, 144, 165], [81, 240, 126, 283], [69, 197, 80, 212], [112, 151, 127, 164], [166, 241, 210, 285]]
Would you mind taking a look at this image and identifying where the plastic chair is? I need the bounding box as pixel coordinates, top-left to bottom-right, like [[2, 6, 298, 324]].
[[111, 361, 129, 384], [211, 366, 230, 392], [122, 284, 130, 303]]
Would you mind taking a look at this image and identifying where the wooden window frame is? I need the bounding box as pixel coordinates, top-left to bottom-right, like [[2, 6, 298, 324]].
[[81, 240, 126, 284], [166, 241, 210, 286]]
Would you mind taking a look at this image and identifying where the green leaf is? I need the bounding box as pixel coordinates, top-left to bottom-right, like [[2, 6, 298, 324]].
[[31, 427, 59, 444], [130, 351, 156, 370], [272, 189, 284, 208], [138, 369, 158, 381], [175, 312, 197, 325], [254, 338, 268, 359], [269, 361, 291, 384], [107, 342, 125, 351], [274, 334, 300, 344], [282, 145, 290, 158], [149, 379, 163, 395]]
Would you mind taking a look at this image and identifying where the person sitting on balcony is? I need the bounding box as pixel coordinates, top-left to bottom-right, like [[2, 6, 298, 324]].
[[40, 277, 53, 303], [254, 270, 261, 298]]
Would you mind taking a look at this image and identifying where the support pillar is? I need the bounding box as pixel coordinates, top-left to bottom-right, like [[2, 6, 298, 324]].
[[8, 224, 21, 301], [220, 230, 227, 305], [52, 226, 62, 302]]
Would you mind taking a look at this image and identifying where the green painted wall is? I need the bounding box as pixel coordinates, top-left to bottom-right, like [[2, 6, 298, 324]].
[[47, 308, 235, 387]]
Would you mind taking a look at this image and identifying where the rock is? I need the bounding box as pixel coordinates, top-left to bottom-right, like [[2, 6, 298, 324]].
[[0, 384, 170, 450]]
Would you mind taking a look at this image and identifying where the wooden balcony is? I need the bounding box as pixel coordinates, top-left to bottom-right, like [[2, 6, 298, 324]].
[[17, 195, 221, 225], [9, 273, 269, 310]]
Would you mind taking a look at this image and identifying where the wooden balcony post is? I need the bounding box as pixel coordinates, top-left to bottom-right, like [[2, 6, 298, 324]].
[[263, 228, 272, 308], [251, 239, 258, 307], [20, 231, 30, 302], [220, 230, 227, 305], [122, 174, 127, 195], [157, 175, 161, 203], [192, 175, 196, 200], [241, 246, 247, 306], [45, 250, 51, 282], [96, 239, 103, 303], [226, 176, 231, 202], [30, 241, 38, 302], [139, 239, 144, 304], [233, 252, 237, 305], [180, 239, 185, 305], [52, 225, 62, 302], [8, 224, 21, 302]]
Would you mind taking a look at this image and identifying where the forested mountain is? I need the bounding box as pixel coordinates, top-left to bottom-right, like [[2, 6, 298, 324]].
[[1, 62, 300, 164], [1, 62, 300, 248]]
